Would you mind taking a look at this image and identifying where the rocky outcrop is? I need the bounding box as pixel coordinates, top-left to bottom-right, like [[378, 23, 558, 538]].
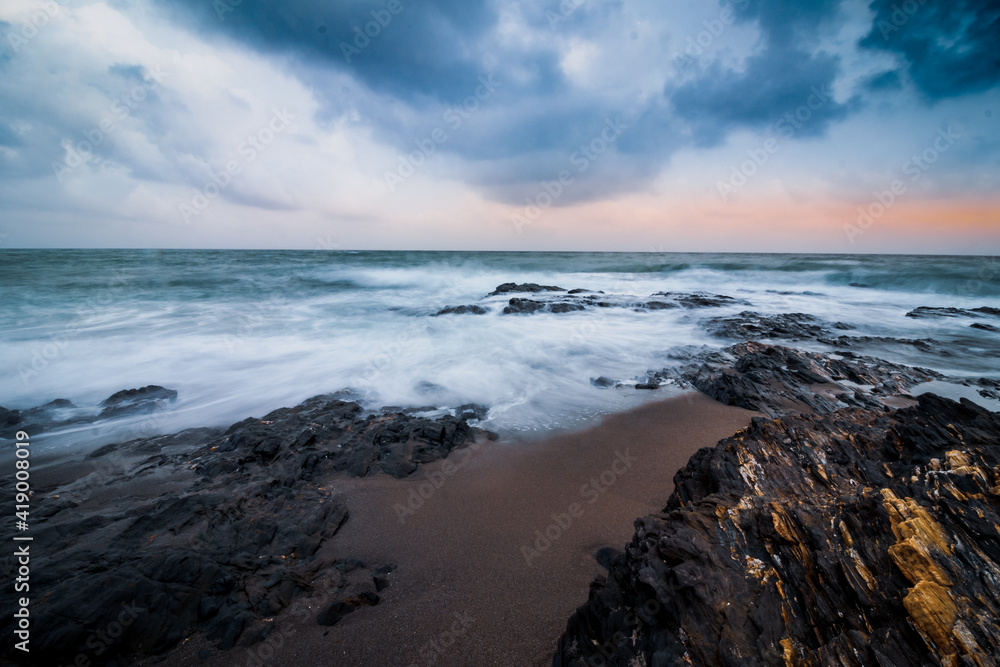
[[705, 311, 852, 341], [0, 395, 492, 666], [0, 385, 179, 438], [906, 306, 1000, 319], [437, 284, 753, 317], [646, 341, 941, 417], [488, 282, 567, 296], [98, 384, 178, 419], [555, 394, 1000, 667]]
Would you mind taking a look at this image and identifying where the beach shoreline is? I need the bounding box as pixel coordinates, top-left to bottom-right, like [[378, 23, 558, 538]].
[[112, 391, 756, 667]]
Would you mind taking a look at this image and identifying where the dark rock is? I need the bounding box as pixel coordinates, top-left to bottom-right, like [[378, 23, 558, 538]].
[[504, 298, 548, 314], [652, 292, 750, 308], [434, 304, 488, 316], [907, 306, 1000, 319], [651, 341, 941, 418], [906, 306, 971, 318], [591, 377, 616, 388], [822, 335, 947, 355], [555, 394, 1000, 667], [549, 302, 586, 314], [634, 383, 659, 390], [0, 392, 493, 666], [488, 282, 565, 296], [971, 322, 1000, 332], [99, 385, 178, 419], [456, 404, 489, 421], [0, 406, 20, 429], [705, 311, 842, 341]]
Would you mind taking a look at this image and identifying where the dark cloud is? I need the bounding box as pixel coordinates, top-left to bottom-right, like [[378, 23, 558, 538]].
[[157, 0, 564, 105], [670, 49, 848, 145], [863, 69, 903, 92], [860, 0, 1000, 100], [666, 0, 849, 145]]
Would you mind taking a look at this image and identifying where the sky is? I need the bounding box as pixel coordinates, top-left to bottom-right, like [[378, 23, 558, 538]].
[[0, 0, 998, 253]]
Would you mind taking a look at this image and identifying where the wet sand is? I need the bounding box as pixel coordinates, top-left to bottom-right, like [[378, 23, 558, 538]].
[[156, 392, 756, 666]]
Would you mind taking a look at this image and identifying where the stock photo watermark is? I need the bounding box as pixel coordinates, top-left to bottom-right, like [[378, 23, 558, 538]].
[[843, 124, 962, 243], [520, 449, 637, 567], [3, 0, 69, 53], [18, 271, 131, 385], [384, 74, 502, 192], [546, 0, 587, 29], [178, 107, 294, 223], [52, 66, 169, 183], [511, 116, 629, 233], [873, 0, 929, 40], [716, 84, 832, 201], [340, 0, 412, 63], [671, 0, 751, 76]]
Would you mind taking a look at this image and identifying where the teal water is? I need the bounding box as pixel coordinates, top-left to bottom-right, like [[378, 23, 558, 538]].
[[2, 250, 998, 446]]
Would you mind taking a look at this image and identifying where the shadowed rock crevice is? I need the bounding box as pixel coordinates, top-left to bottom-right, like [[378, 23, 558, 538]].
[[555, 393, 1000, 667], [0, 395, 492, 666]]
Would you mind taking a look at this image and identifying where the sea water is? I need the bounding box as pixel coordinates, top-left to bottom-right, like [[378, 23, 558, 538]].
[[2, 250, 998, 448]]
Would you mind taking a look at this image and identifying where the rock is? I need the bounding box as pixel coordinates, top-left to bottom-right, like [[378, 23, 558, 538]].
[[591, 377, 617, 388], [971, 322, 1000, 332], [555, 394, 1000, 667], [634, 383, 659, 390], [822, 335, 947, 355], [650, 341, 940, 418], [98, 385, 178, 419], [488, 282, 565, 296], [705, 311, 840, 341], [434, 305, 488, 316], [0, 393, 491, 665], [0, 406, 21, 430], [504, 298, 548, 314], [907, 306, 1000, 319], [455, 404, 489, 421], [653, 292, 750, 308], [906, 306, 971, 318]]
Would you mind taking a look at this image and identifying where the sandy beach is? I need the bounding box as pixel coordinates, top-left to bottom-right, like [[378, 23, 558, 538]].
[[135, 392, 755, 666]]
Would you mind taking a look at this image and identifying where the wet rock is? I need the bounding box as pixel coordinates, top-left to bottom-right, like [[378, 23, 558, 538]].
[[488, 282, 565, 296], [971, 322, 1000, 332], [705, 311, 844, 341], [555, 394, 1000, 667], [651, 341, 941, 418], [907, 306, 1000, 319], [652, 292, 750, 308], [504, 298, 549, 314], [591, 377, 617, 388], [434, 304, 488, 316], [822, 335, 947, 355], [0, 393, 491, 666], [456, 403, 489, 421], [99, 385, 178, 419]]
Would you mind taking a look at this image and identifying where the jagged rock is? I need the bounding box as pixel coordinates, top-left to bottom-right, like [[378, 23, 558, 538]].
[[705, 311, 849, 341], [0, 394, 493, 666], [99, 385, 178, 419], [651, 341, 940, 417], [488, 282, 565, 296], [972, 322, 1000, 332], [652, 292, 750, 308], [907, 306, 1000, 319], [821, 335, 948, 355], [555, 394, 1000, 667], [434, 304, 488, 316]]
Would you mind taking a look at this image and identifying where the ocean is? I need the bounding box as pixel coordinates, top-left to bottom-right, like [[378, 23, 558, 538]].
[[2, 250, 999, 450]]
